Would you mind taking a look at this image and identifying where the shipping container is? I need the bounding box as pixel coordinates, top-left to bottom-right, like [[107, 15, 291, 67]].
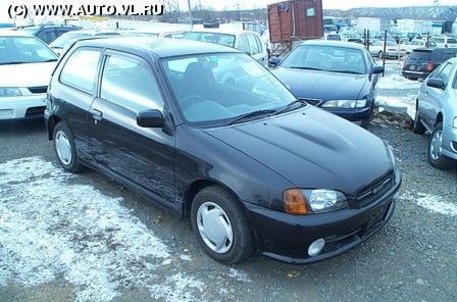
[[267, 0, 323, 44]]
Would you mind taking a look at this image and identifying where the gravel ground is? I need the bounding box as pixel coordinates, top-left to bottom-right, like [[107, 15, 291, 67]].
[[0, 60, 456, 302]]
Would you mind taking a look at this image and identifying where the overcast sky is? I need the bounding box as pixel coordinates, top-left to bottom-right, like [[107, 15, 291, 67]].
[[1, 0, 456, 22], [180, 0, 456, 11]]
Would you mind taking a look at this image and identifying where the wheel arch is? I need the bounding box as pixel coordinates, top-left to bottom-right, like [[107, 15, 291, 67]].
[[183, 179, 246, 218], [435, 112, 443, 127], [47, 115, 62, 140]]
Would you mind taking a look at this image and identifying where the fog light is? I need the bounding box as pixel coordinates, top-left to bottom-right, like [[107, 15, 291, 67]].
[[308, 238, 326, 256]]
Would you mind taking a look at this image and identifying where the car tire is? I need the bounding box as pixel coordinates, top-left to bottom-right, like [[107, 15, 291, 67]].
[[53, 122, 85, 173], [191, 186, 255, 264], [378, 51, 383, 59], [428, 123, 454, 170], [413, 110, 426, 134]]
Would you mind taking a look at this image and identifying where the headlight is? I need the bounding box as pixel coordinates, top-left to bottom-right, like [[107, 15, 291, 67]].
[[322, 99, 367, 108], [0, 88, 22, 97], [283, 189, 348, 215], [453, 117, 457, 129]]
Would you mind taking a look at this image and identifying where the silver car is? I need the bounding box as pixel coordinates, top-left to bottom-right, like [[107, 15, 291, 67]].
[[413, 57, 457, 169], [0, 32, 58, 120]]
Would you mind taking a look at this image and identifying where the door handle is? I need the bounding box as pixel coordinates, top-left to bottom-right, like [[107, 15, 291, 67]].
[[91, 109, 103, 121]]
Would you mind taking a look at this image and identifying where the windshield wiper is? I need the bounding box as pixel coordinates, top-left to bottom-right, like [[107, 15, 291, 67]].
[[275, 98, 308, 115], [227, 109, 277, 125], [331, 69, 364, 75], [0, 61, 29, 65], [287, 66, 325, 71]]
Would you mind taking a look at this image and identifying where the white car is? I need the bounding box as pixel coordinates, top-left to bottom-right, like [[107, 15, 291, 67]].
[[0, 32, 58, 120], [183, 29, 268, 65], [369, 41, 406, 59], [430, 36, 457, 48], [49, 29, 121, 55], [404, 39, 437, 54]]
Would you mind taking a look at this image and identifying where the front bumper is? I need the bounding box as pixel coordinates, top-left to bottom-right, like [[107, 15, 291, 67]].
[[245, 169, 401, 264], [0, 94, 46, 120]]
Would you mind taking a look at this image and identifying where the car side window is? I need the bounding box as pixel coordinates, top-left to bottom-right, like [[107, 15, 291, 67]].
[[436, 63, 453, 86], [100, 54, 164, 112], [60, 48, 101, 94], [247, 34, 261, 55], [237, 34, 251, 54], [37, 29, 57, 44]]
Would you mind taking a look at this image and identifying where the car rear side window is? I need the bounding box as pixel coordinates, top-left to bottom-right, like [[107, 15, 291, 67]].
[[247, 34, 262, 55], [100, 54, 164, 112], [60, 48, 101, 94]]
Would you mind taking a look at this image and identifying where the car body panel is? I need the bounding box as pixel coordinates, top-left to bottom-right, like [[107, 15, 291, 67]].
[[45, 37, 401, 263]]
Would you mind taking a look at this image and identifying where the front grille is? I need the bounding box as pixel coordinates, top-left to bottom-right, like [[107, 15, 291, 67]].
[[28, 86, 48, 94], [25, 106, 46, 118], [354, 171, 395, 207]]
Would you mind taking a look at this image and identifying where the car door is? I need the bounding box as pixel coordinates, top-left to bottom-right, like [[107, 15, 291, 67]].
[[88, 51, 176, 202], [246, 33, 267, 65], [422, 62, 453, 126]]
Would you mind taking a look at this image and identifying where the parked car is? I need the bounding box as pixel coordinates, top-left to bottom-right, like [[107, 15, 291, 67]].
[[413, 57, 457, 169], [369, 41, 406, 59], [324, 33, 342, 41], [403, 39, 437, 54], [15, 24, 82, 44], [49, 29, 121, 55], [0, 32, 58, 120], [123, 29, 188, 39], [402, 48, 457, 80], [182, 29, 268, 65], [430, 35, 457, 48], [269, 40, 384, 128], [45, 37, 401, 265]]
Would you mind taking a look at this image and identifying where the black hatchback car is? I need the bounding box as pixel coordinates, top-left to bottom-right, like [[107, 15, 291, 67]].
[[45, 37, 401, 264], [402, 48, 457, 80]]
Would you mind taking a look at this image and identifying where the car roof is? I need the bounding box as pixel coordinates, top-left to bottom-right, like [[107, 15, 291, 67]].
[[298, 39, 366, 50], [73, 36, 240, 58], [0, 31, 38, 38], [186, 28, 259, 36]]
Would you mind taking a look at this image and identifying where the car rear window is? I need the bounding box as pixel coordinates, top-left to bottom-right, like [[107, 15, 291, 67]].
[[447, 38, 457, 44], [408, 50, 431, 61]]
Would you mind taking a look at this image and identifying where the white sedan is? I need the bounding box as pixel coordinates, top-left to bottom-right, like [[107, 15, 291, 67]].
[[369, 41, 406, 59], [403, 39, 437, 54], [0, 32, 58, 120]]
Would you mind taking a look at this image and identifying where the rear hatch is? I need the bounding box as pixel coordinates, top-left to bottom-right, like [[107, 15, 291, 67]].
[[403, 49, 433, 73]]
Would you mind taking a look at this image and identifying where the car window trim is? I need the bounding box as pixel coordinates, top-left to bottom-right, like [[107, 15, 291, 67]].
[[58, 46, 104, 96], [98, 49, 166, 113]]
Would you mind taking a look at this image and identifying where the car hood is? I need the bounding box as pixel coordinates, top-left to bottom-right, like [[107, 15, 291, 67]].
[[272, 67, 368, 101], [203, 106, 392, 194], [0, 62, 56, 87]]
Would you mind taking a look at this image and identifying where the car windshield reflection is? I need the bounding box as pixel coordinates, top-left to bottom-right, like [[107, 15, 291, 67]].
[[161, 53, 296, 125], [280, 45, 367, 75]]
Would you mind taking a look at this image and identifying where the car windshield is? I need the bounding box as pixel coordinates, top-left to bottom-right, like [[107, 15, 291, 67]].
[[183, 32, 236, 48], [0, 36, 58, 64], [161, 53, 296, 125], [49, 32, 90, 48], [280, 45, 367, 74]]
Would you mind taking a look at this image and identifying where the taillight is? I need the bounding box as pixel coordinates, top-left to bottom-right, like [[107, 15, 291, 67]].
[[427, 62, 434, 71]]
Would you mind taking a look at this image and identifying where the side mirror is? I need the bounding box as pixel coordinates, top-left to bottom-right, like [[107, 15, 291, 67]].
[[137, 109, 164, 128], [426, 78, 445, 90], [371, 66, 384, 74], [268, 56, 281, 67]]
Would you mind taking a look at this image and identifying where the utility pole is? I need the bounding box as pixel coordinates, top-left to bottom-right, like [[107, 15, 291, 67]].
[[187, 0, 193, 29]]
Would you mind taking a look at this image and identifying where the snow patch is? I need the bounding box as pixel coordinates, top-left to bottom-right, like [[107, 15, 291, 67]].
[[376, 94, 417, 118], [377, 74, 421, 90], [227, 268, 252, 283], [400, 192, 457, 217], [0, 157, 205, 301]]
